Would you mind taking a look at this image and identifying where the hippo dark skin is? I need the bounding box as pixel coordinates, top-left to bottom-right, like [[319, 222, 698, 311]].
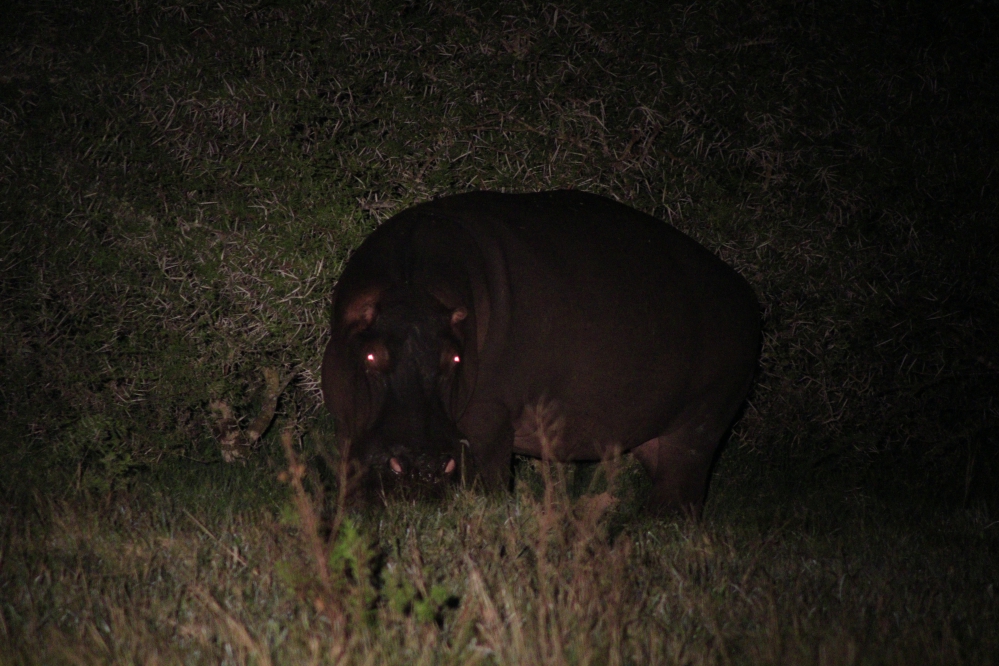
[[321, 190, 760, 514]]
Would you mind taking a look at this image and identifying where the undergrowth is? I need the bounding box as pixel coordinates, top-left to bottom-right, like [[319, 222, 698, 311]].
[[1, 0, 998, 662], [1, 0, 996, 502], [1, 431, 996, 664]]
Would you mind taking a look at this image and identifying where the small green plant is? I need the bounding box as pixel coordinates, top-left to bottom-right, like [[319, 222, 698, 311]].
[[277, 428, 373, 630], [278, 426, 460, 634], [383, 564, 456, 625], [325, 517, 379, 626]]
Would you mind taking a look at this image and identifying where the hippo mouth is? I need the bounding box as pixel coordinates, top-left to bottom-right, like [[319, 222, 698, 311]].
[[362, 438, 470, 502], [387, 454, 457, 481]]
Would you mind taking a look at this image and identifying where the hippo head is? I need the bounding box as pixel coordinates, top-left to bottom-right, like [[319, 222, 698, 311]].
[[321, 282, 477, 502]]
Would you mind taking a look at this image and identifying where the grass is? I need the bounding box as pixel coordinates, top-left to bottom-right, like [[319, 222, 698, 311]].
[[2, 449, 997, 664], [1, 0, 997, 662]]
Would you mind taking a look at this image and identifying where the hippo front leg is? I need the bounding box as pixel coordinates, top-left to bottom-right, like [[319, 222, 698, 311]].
[[458, 401, 515, 492]]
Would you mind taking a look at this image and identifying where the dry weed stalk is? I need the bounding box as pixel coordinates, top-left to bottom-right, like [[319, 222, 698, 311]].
[[211, 367, 293, 462], [189, 584, 274, 666], [278, 427, 343, 627]]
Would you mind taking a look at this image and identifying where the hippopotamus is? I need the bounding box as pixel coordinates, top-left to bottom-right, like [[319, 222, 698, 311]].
[[321, 190, 760, 514]]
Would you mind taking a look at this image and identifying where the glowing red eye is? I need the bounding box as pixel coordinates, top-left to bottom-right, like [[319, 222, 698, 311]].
[[363, 345, 389, 372], [453, 355, 461, 364]]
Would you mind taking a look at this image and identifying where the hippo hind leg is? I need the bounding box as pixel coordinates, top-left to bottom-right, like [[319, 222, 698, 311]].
[[632, 394, 746, 517]]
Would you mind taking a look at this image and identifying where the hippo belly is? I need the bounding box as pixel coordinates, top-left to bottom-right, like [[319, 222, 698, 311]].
[[321, 190, 760, 514]]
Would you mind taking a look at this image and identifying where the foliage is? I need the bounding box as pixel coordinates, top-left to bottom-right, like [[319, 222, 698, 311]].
[[1, 0, 998, 661], [1, 452, 997, 664], [2, 0, 996, 500]]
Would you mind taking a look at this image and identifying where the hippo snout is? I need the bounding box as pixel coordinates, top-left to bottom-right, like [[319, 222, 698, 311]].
[[386, 452, 457, 484]]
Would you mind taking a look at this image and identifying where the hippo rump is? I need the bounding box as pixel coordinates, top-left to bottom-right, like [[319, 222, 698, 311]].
[[321, 190, 760, 514]]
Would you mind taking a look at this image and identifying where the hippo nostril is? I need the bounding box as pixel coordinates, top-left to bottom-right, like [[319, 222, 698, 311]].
[[443, 458, 456, 475], [389, 457, 404, 475]]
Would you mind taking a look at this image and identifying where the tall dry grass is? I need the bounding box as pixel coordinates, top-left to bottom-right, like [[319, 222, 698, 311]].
[[3, 434, 995, 664]]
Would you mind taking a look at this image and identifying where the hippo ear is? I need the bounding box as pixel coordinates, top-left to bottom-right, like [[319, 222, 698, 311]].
[[446, 305, 473, 348], [447, 305, 477, 416], [451, 307, 468, 329], [341, 287, 383, 333], [430, 289, 467, 334]]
